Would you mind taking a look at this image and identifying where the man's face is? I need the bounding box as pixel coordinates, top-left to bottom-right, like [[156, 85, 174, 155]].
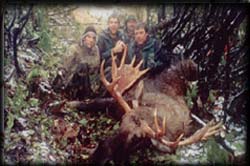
[[135, 28, 148, 45], [83, 32, 96, 48], [108, 18, 120, 35], [126, 20, 137, 33]]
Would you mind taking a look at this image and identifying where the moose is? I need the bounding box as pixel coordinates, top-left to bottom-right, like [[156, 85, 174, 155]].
[[89, 46, 223, 164]]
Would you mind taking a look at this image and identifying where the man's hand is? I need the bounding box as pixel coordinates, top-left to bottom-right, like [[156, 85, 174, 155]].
[[112, 40, 126, 53]]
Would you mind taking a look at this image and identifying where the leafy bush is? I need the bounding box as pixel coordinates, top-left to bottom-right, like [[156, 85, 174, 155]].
[[205, 138, 230, 164], [185, 82, 198, 108], [26, 67, 48, 82]]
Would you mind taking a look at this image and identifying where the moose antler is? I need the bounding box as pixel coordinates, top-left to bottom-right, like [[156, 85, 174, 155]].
[[100, 45, 223, 150], [100, 45, 149, 113], [143, 108, 223, 148]]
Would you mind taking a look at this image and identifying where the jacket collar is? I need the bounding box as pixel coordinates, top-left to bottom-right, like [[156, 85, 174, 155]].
[[78, 41, 97, 55], [103, 28, 123, 40], [135, 36, 155, 51]]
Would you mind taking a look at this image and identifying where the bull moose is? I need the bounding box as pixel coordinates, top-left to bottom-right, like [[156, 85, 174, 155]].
[[89, 46, 222, 165]]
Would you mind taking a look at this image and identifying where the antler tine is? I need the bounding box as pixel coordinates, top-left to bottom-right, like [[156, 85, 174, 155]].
[[141, 120, 157, 137], [109, 76, 121, 91], [118, 68, 149, 95], [160, 133, 184, 147], [135, 59, 144, 70], [111, 50, 118, 81], [100, 46, 150, 113], [143, 110, 184, 147], [162, 116, 166, 134], [100, 60, 110, 87], [129, 55, 136, 67], [207, 121, 222, 132], [113, 85, 132, 113], [154, 108, 161, 133], [202, 121, 223, 140], [138, 68, 150, 78], [119, 45, 127, 69], [100, 59, 121, 92]]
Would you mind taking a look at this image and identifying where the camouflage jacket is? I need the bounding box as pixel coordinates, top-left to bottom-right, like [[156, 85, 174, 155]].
[[61, 42, 100, 86]]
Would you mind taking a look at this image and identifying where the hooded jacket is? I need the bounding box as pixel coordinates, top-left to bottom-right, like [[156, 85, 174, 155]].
[[61, 41, 100, 86]]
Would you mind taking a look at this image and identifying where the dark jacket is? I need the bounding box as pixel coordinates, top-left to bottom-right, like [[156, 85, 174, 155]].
[[123, 29, 134, 45], [97, 28, 124, 66], [128, 36, 166, 71]]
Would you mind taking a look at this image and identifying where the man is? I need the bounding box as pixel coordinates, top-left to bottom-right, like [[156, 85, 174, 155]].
[[97, 13, 126, 67], [53, 26, 100, 100], [128, 22, 168, 73], [123, 15, 137, 45]]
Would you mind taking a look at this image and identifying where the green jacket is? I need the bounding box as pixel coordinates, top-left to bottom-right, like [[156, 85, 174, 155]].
[[128, 36, 165, 70]]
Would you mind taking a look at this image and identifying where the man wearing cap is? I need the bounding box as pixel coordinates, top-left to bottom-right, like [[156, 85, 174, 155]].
[[97, 13, 126, 68], [123, 15, 137, 45], [53, 26, 100, 99]]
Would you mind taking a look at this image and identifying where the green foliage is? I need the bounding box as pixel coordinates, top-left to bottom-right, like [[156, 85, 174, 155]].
[[42, 54, 61, 78], [5, 83, 28, 134], [79, 118, 88, 127], [220, 55, 226, 66], [5, 80, 41, 133], [233, 141, 245, 152], [29, 98, 39, 107], [38, 31, 52, 52], [225, 131, 236, 142], [3, 56, 11, 66], [26, 67, 48, 82], [205, 138, 230, 164], [72, 21, 83, 39], [112, 123, 119, 130], [185, 82, 198, 108], [164, 154, 180, 164], [6, 112, 15, 134], [225, 132, 245, 153], [35, 7, 52, 53], [208, 90, 217, 103], [11, 84, 29, 112]]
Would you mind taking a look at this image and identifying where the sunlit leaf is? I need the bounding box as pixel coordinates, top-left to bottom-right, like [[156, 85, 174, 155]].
[[113, 123, 119, 130], [6, 112, 15, 134], [79, 118, 88, 127], [29, 98, 39, 107]]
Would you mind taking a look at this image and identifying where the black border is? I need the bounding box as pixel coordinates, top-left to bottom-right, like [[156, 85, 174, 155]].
[[1, 1, 250, 166]]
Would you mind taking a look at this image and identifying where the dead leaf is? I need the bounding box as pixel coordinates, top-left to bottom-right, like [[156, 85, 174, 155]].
[[52, 119, 80, 140]]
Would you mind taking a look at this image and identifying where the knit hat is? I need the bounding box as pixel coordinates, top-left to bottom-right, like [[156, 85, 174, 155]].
[[81, 26, 97, 40], [84, 26, 97, 34], [80, 26, 97, 46], [125, 15, 137, 25]]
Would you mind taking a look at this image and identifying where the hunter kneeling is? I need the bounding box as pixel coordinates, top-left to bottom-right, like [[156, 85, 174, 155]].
[[53, 26, 100, 100]]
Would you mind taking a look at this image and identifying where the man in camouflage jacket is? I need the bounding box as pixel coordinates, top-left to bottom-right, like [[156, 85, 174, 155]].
[[54, 26, 100, 99]]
